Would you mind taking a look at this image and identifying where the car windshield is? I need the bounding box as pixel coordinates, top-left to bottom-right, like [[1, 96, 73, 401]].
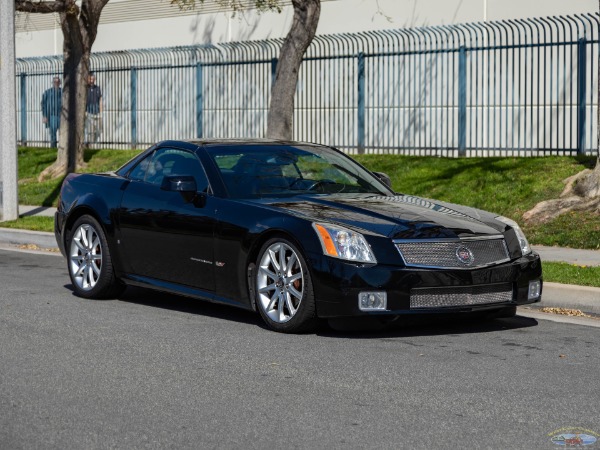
[[207, 144, 391, 199]]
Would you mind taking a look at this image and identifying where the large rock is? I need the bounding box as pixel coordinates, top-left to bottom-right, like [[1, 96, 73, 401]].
[[523, 164, 600, 224]]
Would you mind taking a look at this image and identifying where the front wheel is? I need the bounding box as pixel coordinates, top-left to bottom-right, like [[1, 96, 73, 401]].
[[254, 238, 317, 333], [67, 215, 124, 299]]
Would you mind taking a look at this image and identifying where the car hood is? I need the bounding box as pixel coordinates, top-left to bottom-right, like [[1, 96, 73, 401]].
[[254, 194, 506, 239]]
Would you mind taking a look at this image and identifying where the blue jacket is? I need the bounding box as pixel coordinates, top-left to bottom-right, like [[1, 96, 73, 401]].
[[41, 87, 62, 119]]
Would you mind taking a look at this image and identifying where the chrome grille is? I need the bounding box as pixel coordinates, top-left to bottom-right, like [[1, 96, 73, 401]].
[[410, 283, 514, 309], [395, 238, 509, 269]]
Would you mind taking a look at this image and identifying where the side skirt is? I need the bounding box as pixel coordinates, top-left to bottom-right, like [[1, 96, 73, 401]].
[[121, 274, 254, 311]]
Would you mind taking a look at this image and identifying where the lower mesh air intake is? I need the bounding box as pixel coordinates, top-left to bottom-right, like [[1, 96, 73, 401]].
[[410, 283, 514, 309]]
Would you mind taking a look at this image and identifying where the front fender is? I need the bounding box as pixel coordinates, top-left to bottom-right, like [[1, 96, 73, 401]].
[[213, 199, 322, 309], [59, 174, 127, 274]]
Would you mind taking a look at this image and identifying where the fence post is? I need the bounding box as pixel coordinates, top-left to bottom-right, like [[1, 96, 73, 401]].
[[196, 62, 203, 139], [20, 73, 27, 146], [131, 67, 137, 149], [357, 52, 365, 154], [271, 58, 278, 86], [458, 46, 467, 156], [577, 38, 587, 155]]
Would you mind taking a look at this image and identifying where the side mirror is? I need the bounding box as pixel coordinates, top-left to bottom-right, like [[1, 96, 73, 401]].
[[161, 175, 205, 205], [193, 192, 207, 208], [161, 175, 197, 193], [373, 171, 392, 189]]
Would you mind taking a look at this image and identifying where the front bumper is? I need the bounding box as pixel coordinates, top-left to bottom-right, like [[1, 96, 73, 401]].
[[308, 251, 542, 318]]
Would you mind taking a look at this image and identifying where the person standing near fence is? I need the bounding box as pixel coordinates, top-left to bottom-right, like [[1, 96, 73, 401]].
[[41, 76, 62, 148], [85, 72, 103, 146]]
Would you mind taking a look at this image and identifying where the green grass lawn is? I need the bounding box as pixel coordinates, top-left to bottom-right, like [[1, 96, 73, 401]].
[[354, 154, 600, 249], [17, 147, 139, 206], [0, 216, 54, 232], [542, 262, 600, 288], [4, 147, 600, 250], [353, 155, 595, 219]]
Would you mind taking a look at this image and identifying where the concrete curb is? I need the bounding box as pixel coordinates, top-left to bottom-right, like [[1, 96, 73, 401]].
[[541, 282, 600, 315], [517, 308, 600, 328], [0, 227, 598, 315], [0, 228, 57, 249]]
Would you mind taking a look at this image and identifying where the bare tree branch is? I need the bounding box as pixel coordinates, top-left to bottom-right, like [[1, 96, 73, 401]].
[[80, 0, 110, 49], [171, 0, 281, 14], [15, 0, 66, 14]]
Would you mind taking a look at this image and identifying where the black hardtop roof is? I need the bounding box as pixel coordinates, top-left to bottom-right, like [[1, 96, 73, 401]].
[[186, 138, 324, 147], [154, 138, 327, 149], [148, 138, 333, 150]]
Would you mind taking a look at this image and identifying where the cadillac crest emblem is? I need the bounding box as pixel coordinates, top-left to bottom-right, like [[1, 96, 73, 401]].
[[455, 245, 475, 266]]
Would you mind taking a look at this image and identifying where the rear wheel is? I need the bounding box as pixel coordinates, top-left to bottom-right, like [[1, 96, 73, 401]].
[[67, 215, 124, 299], [254, 238, 317, 333]]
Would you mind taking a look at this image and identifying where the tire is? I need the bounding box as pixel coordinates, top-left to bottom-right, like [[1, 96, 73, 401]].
[[253, 237, 318, 333], [67, 214, 124, 299]]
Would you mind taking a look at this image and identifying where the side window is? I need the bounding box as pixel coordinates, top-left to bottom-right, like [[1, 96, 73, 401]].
[[129, 148, 209, 192], [128, 154, 152, 182], [213, 153, 243, 172]]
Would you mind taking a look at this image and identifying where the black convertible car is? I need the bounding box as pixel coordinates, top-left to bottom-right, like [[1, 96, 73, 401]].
[[55, 139, 542, 332]]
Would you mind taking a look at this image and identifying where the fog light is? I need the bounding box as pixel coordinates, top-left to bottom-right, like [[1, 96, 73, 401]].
[[358, 292, 387, 311], [528, 280, 541, 300]]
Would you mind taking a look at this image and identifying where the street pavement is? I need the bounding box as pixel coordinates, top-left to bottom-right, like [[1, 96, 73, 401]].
[[0, 205, 598, 314], [0, 248, 599, 449]]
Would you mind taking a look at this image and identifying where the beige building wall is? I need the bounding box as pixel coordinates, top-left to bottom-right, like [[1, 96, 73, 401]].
[[15, 0, 598, 58]]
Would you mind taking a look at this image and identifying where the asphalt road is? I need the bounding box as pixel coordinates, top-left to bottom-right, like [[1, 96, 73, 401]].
[[1, 248, 599, 449]]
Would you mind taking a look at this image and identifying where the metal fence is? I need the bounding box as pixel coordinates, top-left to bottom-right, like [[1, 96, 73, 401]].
[[16, 13, 600, 156]]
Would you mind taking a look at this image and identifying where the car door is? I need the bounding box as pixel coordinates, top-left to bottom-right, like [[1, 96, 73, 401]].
[[118, 147, 216, 291]]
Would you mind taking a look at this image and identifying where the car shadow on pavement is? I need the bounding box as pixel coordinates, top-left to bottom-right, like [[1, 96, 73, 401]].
[[66, 284, 538, 336], [320, 314, 538, 339], [113, 285, 265, 328]]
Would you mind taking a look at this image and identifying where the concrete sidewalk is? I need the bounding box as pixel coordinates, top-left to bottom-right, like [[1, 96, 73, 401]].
[[19, 205, 57, 218], [533, 245, 600, 267], [1, 204, 599, 315]]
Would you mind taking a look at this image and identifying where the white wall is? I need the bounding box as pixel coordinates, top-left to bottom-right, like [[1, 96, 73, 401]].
[[15, 0, 598, 58]]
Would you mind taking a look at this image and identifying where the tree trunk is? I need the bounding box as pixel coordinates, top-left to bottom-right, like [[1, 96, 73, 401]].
[[30, 0, 109, 181], [40, 12, 89, 179], [524, 0, 600, 222], [266, 0, 320, 140]]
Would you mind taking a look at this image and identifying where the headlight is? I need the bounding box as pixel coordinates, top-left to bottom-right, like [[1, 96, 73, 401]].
[[496, 216, 531, 256], [312, 223, 377, 263]]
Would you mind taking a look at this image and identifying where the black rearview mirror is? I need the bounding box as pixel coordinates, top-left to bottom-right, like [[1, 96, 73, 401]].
[[161, 175, 197, 193], [373, 171, 392, 189]]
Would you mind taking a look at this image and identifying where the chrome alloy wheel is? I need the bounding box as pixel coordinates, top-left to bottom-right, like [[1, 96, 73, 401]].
[[69, 223, 103, 291], [257, 242, 304, 323]]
